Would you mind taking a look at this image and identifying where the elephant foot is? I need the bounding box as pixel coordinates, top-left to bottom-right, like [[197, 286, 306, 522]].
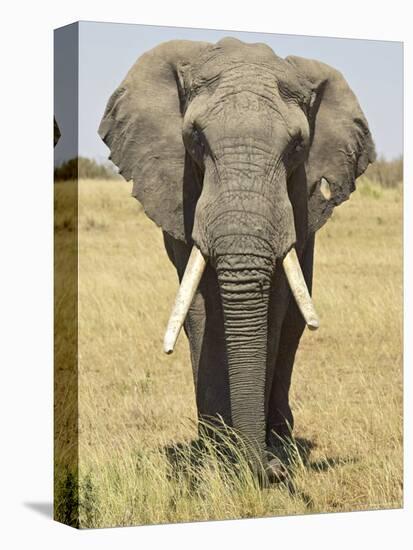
[[264, 430, 294, 483], [265, 451, 289, 483]]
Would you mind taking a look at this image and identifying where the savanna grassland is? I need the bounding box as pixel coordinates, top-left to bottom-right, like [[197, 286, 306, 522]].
[[54, 175, 403, 528]]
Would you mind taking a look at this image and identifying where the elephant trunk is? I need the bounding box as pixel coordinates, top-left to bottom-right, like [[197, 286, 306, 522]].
[[216, 253, 273, 473]]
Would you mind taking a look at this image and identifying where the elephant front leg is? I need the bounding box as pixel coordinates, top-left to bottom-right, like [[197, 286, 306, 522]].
[[266, 234, 315, 447], [186, 268, 232, 429], [163, 233, 232, 430], [266, 303, 304, 444]]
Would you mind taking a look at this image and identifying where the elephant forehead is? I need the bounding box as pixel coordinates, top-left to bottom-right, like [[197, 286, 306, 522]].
[[191, 46, 310, 108], [189, 64, 310, 141], [205, 37, 282, 67]]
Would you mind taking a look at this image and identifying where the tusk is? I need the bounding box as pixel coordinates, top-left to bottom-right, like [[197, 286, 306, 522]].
[[163, 247, 207, 354], [283, 248, 320, 331]]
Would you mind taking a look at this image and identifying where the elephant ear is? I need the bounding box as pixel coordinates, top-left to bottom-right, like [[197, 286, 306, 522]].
[[98, 40, 209, 241], [286, 56, 376, 233]]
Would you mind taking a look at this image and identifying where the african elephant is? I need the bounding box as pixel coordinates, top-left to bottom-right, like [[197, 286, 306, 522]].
[[99, 37, 375, 481]]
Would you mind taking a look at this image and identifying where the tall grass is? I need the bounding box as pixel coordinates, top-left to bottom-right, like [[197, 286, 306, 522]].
[[54, 175, 402, 528]]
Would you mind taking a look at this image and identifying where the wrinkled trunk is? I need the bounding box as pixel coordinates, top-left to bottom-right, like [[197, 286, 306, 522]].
[[216, 254, 273, 473]]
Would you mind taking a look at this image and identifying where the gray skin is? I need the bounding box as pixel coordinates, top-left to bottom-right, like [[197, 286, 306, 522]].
[[99, 37, 375, 481]]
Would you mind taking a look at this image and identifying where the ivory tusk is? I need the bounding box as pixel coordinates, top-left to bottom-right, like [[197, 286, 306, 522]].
[[163, 247, 207, 354], [283, 248, 320, 331]]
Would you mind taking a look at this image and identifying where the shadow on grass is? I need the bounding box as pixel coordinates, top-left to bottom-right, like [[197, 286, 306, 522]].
[[307, 455, 358, 472], [163, 438, 205, 468], [162, 437, 227, 492], [162, 432, 356, 508], [161, 419, 242, 480], [273, 437, 358, 509], [269, 435, 357, 472]]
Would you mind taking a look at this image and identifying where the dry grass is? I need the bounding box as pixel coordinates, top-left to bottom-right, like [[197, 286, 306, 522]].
[[55, 176, 403, 528]]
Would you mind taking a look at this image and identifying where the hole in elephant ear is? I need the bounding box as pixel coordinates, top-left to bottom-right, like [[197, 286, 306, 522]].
[[319, 177, 332, 201], [285, 55, 376, 233]]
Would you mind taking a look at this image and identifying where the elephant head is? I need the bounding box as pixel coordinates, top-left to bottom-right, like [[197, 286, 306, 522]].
[[99, 38, 375, 475]]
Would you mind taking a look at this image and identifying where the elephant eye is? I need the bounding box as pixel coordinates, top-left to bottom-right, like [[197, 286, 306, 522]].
[[193, 127, 206, 153], [291, 134, 306, 156], [284, 131, 307, 173], [186, 125, 206, 167], [292, 125, 310, 155], [192, 127, 202, 144]]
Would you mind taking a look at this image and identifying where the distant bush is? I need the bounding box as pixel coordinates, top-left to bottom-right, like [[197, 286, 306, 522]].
[[363, 156, 403, 188], [54, 157, 120, 181]]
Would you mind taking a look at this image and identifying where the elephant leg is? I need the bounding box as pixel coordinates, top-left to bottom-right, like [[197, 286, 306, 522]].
[[266, 234, 315, 445], [163, 233, 232, 429]]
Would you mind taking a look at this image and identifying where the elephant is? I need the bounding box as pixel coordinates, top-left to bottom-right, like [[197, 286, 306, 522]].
[[99, 37, 375, 482]]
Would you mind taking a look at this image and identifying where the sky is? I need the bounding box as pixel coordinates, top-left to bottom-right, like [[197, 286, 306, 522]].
[[54, 21, 403, 166]]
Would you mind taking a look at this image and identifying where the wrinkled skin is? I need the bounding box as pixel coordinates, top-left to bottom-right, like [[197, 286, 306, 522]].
[[99, 38, 375, 480]]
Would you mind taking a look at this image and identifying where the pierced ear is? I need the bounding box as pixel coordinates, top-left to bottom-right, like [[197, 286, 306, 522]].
[[286, 56, 376, 233], [99, 40, 209, 242]]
